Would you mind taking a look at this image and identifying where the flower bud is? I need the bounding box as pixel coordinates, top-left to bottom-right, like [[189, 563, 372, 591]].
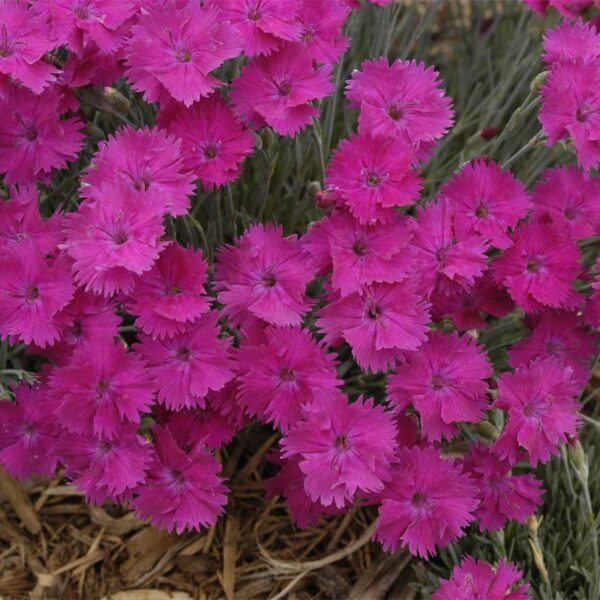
[[530, 71, 548, 93], [103, 86, 130, 113]]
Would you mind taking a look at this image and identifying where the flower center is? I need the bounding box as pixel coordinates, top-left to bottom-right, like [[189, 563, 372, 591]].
[[112, 230, 128, 245], [564, 205, 577, 220], [96, 379, 110, 394], [74, 6, 89, 19], [387, 104, 403, 121], [203, 145, 218, 159], [474, 203, 488, 217], [576, 105, 591, 123], [279, 367, 296, 382], [526, 259, 540, 273], [247, 8, 261, 20], [334, 434, 350, 449], [176, 49, 192, 63], [431, 374, 444, 390], [134, 176, 151, 191], [301, 27, 315, 42], [262, 272, 277, 288], [71, 320, 83, 338], [412, 491, 427, 507], [367, 303, 382, 320], [366, 173, 380, 187], [546, 340, 564, 355], [25, 286, 40, 302], [352, 239, 367, 256], [274, 79, 292, 96], [177, 347, 192, 361]]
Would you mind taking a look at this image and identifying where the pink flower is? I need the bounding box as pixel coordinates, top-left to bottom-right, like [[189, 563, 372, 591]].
[[215, 224, 314, 328], [543, 19, 600, 66], [508, 311, 597, 389], [230, 44, 334, 136], [236, 326, 342, 430], [281, 393, 397, 508], [216, 0, 301, 57], [316, 281, 430, 373], [132, 425, 228, 534], [63, 182, 166, 297], [439, 158, 530, 249], [531, 166, 600, 241], [32, 0, 135, 55], [387, 331, 492, 442], [0, 246, 74, 347], [0, 0, 58, 93], [135, 313, 234, 410], [49, 339, 155, 439], [125, 0, 241, 106], [375, 446, 478, 558], [165, 404, 237, 450], [346, 57, 453, 149], [493, 357, 580, 466], [55, 426, 151, 504], [82, 126, 195, 217], [0, 383, 60, 479], [412, 199, 489, 299], [0, 86, 84, 184], [464, 443, 544, 532], [125, 243, 211, 339], [159, 95, 254, 191], [326, 133, 421, 224], [60, 40, 124, 87], [539, 61, 600, 170], [492, 221, 581, 312], [433, 557, 531, 600]]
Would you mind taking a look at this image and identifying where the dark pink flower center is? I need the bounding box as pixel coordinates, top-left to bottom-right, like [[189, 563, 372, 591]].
[[576, 105, 592, 123], [387, 104, 403, 121], [177, 347, 192, 361], [0, 24, 12, 57], [25, 286, 40, 302], [96, 379, 110, 394], [526, 258, 540, 273], [74, 6, 89, 19], [71, 320, 83, 338], [411, 491, 427, 507], [176, 49, 192, 63], [301, 27, 315, 42], [203, 145, 218, 159], [133, 176, 151, 191], [474, 202, 488, 218], [247, 7, 261, 20], [112, 229, 129, 245], [262, 272, 277, 288], [367, 303, 382, 320], [334, 434, 350, 449], [279, 367, 296, 382], [274, 79, 293, 96], [564, 205, 577, 221], [352, 239, 367, 256], [366, 173, 380, 187], [431, 374, 445, 390]]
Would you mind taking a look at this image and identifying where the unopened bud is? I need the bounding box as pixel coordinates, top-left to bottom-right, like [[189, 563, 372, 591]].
[[103, 87, 130, 113], [477, 420, 499, 441], [306, 181, 322, 198], [568, 439, 589, 482], [259, 128, 275, 149], [530, 71, 548, 93]]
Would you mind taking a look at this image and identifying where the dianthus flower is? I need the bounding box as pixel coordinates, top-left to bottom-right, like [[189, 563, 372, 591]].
[[125, 243, 211, 339], [493, 357, 580, 466], [125, 0, 241, 106], [82, 127, 195, 217], [346, 57, 453, 150], [325, 133, 422, 224], [236, 326, 342, 430], [135, 313, 234, 410], [543, 19, 600, 66], [387, 331, 492, 442], [433, 556, 531, 600], [508, 311, 597, 389], [55, 425, 152, 504], [527, 0, 593, 18], [32, 0, 135, 55], [492, 221, 581, 312], [62, 183, 166, 297], [214, 224, 314, 328], [60, 41, 124, 88], [531, 166, 600, 241], [439, 158, 530, 249], [49, 339, 155, 439], [0, 383, 60, 479], [375, 446, 478, 558], [281, 393, 397, 508], [159, 95, 254, 191], [464, 443, 544, 533], [132, 425, 228, 534], [0, 86, 84, 184], [412, 199, 489, 299], [302, 209, 414, 296], [0, 246, 74, 347], [215, 0, 301, 57], [0, 0, 58, 93], [539, 61, 600, 170], [316, 281, 430, 373], [230, 44, 334, 136]]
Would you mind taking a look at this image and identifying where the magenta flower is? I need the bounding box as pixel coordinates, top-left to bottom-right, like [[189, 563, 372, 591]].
[[281, 393, 397, 508], [539, 61, 600, 170], [464, 443, 544, 533], [159, 95, 254, 191], [55, 426, 152, 504], [166, 404, 237, 450], [132, 425, 228, 534], [236, 326, 342, 430], [509, 310, 597, 388], [63, 183, 166, 297], [126, 243, 211, 339], [216, 0, 301, 57], [317, 281, 430, 373], [439, 158, 530, 249], [49, 339, 155, 439], [412, 199, 489, 298], [387, 331, 492, 442], [375, 446, 478, 558], [543, 19, 600, 66], [492, 221, 581, 312], [433, 557, 531, 600], [531, 166, 600, 241], [82, 126, 195, 217], [0, 86, 84, 184], [0, 0, 58, 93], [135, 313, 235, 411], [215, 224, 314, 328], [60, 40, 124, 88], [346, 57, 453, 149], [0, 247, 74, 347], [125, 0, 241, 106], [230, 44, 334, 136], [493, 357, 580, 466], [0, 384, 60, 479], [32, 0, 135, 55]]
